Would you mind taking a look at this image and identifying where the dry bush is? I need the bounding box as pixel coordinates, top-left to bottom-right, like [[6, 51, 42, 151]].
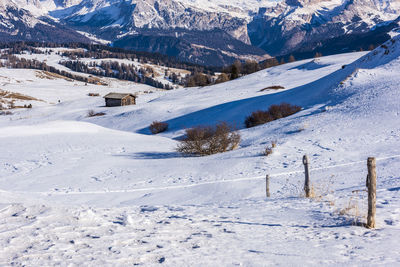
[[260, 85, 285, 91], [177, 122, 241, 156], [336, 191, 367, 226], [264, 146, 273, 156], [88, 93, 100, 97], [245, 110, 274, 128], [149, 121, 169, 134], [0, 110, 12, 115], [87, 110, 106, 117], [263, 140, 277, 156], [271, 140, 277, 148], [245, 103, 301, 128]]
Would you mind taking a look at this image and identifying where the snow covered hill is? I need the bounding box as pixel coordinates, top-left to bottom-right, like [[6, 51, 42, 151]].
[[0, 37, 399, 265]]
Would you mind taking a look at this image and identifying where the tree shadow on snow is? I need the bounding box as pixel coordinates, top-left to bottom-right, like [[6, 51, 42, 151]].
[[113, 151, 183, 160], [289, 60, 330, 71]]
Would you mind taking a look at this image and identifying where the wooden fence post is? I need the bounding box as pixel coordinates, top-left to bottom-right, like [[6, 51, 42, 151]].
[[266, 175, 270, 198], [366, 157, 377, 228], [303, 155, 311, 198]]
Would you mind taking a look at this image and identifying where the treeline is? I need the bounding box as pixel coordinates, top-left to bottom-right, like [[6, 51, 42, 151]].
[[60, 46, 215, 75], [0, 55, 103, 85], [184, 57, 297, 87], [59, 60, 172, 89], [0, 41, 216, 74], [223, 56, 298, 77]]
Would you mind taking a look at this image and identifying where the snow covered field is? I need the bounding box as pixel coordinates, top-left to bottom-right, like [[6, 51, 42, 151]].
[[0, 37, 400, 265]]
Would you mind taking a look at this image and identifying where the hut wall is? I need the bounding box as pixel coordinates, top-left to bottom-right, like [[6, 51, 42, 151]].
[[105, 98, 122, 107]]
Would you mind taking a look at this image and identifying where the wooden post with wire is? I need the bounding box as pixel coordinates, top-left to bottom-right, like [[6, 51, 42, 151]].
[[266, 174, 270, 198], [366, 157, 377, 228], [303, 155, 311, 198]]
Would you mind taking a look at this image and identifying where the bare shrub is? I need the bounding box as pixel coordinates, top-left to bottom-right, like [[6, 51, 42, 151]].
[[336, 190, 366, 226], [271, 140, 277, 148], [149, 121, 169, 134], [264, 146, 273, 156], [88, 93, 100, 97], [177, 122, 241, 156], [263, 140, 277, 156], [87, 110, 106, 117], [0, 111, 12, 115], [245, 103, 301, 128], [244, 110, 274, 128]]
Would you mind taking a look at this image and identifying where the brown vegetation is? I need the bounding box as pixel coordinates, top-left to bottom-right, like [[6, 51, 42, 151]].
[[263, 141, 277, 156], [186, 73, 212, 87], [0, 89, 40, 101], [0, 110, 12, 115], [87, 110, 106, 117], [245, 103, 302, 128], [88, 93, 100, 97], [215, 73, 230, 84], [260, 85, 285, 91], [177, 122, 241, 156], [149, 121, 169, 134]]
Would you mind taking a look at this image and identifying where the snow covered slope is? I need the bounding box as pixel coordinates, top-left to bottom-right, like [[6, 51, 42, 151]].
[[0, 37, 400, 265]]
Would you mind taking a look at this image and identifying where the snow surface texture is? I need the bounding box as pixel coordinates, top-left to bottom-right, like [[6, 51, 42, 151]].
[[1, 37, 400, 265]]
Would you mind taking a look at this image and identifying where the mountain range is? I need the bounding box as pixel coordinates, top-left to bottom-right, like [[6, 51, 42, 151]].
[[1, 0, 400, 65]]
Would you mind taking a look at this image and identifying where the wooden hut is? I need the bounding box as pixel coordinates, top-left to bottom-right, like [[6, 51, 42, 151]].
[[104, 93, 136, 107]]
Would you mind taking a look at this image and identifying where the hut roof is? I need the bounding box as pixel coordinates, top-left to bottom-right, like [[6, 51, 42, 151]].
[[104, 93, 136, 99]]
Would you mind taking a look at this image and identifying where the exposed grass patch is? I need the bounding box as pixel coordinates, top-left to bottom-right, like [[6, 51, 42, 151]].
[[260, 85, 285, 92], [0, 89, 40, 101], [35, 70, 74, 81], [87, 110, 106, 117], [88, 93, 100, 97]]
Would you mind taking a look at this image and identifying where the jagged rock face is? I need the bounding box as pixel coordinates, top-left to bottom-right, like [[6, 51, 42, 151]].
[[1, 0, 400, 65], [248, 0, 400, 56], [49, 0, 251, 44]]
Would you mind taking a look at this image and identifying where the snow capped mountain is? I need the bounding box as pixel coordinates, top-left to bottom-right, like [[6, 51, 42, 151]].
[[1, 0, 400, 65], [0, 0, 90, 42], [248, 0, 400, 55]]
